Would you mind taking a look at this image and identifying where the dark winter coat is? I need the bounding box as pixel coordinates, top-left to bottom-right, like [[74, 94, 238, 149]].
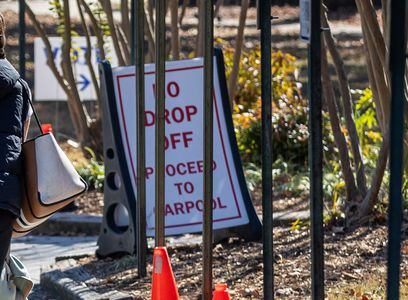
[[0, 59, 29, 217]]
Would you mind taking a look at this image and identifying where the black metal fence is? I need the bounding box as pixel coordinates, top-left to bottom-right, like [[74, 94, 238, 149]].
[[17, 0, 408, 299]]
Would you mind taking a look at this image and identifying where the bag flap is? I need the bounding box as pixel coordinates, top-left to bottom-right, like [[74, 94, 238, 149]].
[[28, 133, 87, 205]]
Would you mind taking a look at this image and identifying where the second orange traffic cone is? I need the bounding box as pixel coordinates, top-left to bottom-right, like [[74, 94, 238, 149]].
[[151, 247, 180, 300], [213, 283, 231, 300]]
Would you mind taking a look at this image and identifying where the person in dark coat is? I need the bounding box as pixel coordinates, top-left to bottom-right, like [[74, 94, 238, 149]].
[[0, 12, 31, 274]]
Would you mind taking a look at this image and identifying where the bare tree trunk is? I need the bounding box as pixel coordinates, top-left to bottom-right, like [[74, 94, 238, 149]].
[[321, 8, 367, 195], [355, 133, 389, 222], [196, 0, 203, 56], [26, 4, 70, 96], [148, 0, 155, 33], [170, 0, 180, 60], [362, 28, 385, 132], [143, 4, 156, 62], [121, 0, 131, 43], [29, 0, 84, 138], [117, 24, 131, 64], [76, 0, 100, 104], [228, 0, 249, 107], [381, 0, 388, 34], [62, 0, 91, 144], [179, 0, 189, 26], [357, 0, 387, 67], [322, 40, 361, 203], [356, 0, 390, 131], [214, 0, 224, 20], [100, 0, 126, 66], [80, 0, 106, 61]]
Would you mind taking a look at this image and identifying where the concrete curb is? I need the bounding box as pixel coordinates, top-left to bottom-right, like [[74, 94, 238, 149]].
[[33, 210, 310, 237], [272, 210, 310, 226], [40, 259, 133, 300], [33, 213, 102, 236]]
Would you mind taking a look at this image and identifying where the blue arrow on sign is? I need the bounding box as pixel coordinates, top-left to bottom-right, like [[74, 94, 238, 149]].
[[77, 74, 91, 91]]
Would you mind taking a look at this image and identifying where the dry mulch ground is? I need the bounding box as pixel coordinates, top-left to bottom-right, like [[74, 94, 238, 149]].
[[75, 190, 104, 215], [71, 224, 408, 299]]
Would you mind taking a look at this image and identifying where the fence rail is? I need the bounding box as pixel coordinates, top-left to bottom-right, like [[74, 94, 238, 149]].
[[17, 1, 408, 299]]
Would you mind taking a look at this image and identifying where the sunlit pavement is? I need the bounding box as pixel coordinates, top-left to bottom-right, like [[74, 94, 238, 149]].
[[11, 235, 98, 284]]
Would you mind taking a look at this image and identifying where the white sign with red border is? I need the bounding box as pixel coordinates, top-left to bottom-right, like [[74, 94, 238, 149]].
[[111, 53, 260, 236]]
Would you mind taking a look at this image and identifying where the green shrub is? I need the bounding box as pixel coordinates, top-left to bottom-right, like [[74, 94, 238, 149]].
[[352, 88, 382, 168], [76, 147, 105, 191], [223, 46, 308, 166]]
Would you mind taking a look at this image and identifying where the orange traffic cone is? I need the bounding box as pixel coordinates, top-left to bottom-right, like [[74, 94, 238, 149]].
[[151, 247, 180, 300], [213, 283, 231, 300]]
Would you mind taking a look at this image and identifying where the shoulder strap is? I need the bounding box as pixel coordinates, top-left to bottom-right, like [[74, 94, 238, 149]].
[[18, 78, 44, 134]]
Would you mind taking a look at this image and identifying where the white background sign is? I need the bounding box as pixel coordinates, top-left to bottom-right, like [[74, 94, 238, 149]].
[[34, 37, 117, 101], [112, 58, 251, 236], [300, 0, 311, 43]]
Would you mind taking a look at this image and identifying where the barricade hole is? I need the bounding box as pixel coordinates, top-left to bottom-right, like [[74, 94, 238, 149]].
[[106, 148, 115, 159], [107, 172, 121, 190], [107, 203, 129, 234]]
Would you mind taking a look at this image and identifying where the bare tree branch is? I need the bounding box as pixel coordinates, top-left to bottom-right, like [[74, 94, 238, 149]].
[[76, 0, 101, 104], [214, 0, 224, 20], [148, 0, 155, 33], [116, 24, 131, 64], [80, 0, 106, 61], [356, 0, 387, 67], [100, 0, 126, 66], [25, 3, 69, 96], [170, 0, 180, 60], [62, 0, 91, 142], [196, 0, 203, 57], [121, 0, 131, 43], [143, 5, 156, 62], [357, 133, 389, 220], [322, 40, 361, 203], [228, 0, 249, 107], [321, 7, 367, 195], [179, 0, 189, 26]]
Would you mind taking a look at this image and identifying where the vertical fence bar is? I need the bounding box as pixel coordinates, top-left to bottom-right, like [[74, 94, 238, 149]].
[[130, 0, 135, 65], [308, 0, 324, 299], [155, 0, 166, 247], [257, 0, 274, 299], [386, 1, 407, 299], [134, 0, 147, 278], [19, 0, 26, 78], [202, 0, 214, 299]]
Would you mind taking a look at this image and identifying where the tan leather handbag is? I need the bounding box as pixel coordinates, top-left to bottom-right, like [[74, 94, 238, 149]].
[[12, 81, 87, 237]]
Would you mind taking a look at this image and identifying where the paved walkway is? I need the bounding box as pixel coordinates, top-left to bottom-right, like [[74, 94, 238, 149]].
[[11, 236, 98, 284], [10, 234, 203, 284]]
